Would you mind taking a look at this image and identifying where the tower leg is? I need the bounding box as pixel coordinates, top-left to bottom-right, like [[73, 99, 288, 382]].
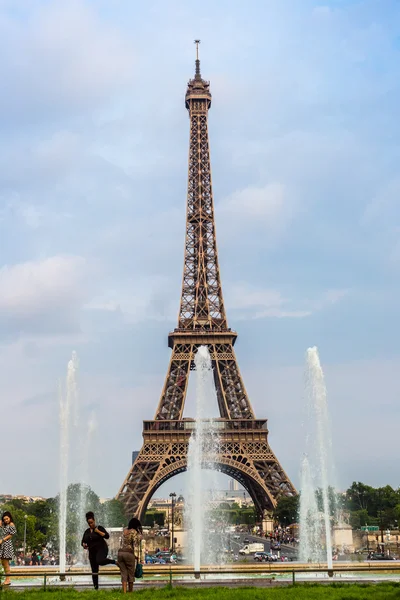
[[262, 510, 274, 534]]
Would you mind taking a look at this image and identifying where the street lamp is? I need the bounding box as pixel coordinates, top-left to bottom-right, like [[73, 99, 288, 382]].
[[169, 492, 177, 554], [379, 510, 384, 545], [365, 523, 370, 552], [23, 515, 28, 559]]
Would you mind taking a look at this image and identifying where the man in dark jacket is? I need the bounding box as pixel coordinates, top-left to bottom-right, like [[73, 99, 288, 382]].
[[81, 511, 116, 589]]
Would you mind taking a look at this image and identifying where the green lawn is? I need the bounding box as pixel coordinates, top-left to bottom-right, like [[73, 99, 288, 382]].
[[3, 585, 400, 600]]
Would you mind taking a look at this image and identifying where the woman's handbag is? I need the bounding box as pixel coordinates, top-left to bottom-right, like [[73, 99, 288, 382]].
[[134, 562, 143, 579], [135, 538, 143, 578]]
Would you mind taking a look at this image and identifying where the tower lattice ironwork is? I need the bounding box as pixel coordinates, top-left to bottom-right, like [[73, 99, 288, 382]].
[[117, 44, 296, 521]]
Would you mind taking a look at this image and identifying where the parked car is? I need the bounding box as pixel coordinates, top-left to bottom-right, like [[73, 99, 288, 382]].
[[368, 553, 397, 561], [154, 551, 173, 559], [150, 551, 177, 564], [286, 554, 299, 561], [254, 552, 270, 562]]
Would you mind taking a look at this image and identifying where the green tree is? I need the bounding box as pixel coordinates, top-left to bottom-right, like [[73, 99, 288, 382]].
[[0, 504, 45, 552], [315, 486, 340, 519], [29, 498, 58, 545], [394, 504, 400, 525], [0, 485, 110, 556], [345, 482, 376, 513], [274, 495, 299, 526], [349, 509, 370, 529], [101, 499, 126, 527], [238, 508, 257, 526], [344, 482, 400, 530], [143, 510, 165, 527], [63, 483, 102, 553]]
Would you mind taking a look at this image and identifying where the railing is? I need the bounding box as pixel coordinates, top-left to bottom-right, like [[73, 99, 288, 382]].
[[4, 562, 400, 588], [143, 419, 268, 432]]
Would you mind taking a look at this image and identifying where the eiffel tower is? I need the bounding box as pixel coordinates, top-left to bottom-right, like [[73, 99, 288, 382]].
[[117, 43, 296, 524]]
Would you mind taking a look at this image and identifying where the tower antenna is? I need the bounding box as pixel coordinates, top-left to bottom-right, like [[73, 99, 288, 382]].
[[194, 39, 200, 60], [194, 39, 201, 78]]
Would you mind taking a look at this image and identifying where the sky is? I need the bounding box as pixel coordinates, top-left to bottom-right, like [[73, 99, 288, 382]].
[[1, 0, 400, 500]]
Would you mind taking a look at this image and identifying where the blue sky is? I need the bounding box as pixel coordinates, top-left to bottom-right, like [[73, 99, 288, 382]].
[[1, 0, 400, 499]]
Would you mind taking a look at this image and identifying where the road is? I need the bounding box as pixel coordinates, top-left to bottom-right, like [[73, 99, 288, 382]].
[[227, 532, 298, 561]]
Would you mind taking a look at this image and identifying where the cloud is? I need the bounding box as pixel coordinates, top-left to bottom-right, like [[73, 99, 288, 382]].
[[0, 256, 90, 336], [218, 183, 293, 233], [224, 283, 348, 321], [217, 183, 296, 254], [0, 1, 136, 124], [312, 289, 349, 309], [225, 284, 304, 319], [84, 273, 178, 325], [20, 391, 54, 408], [219, 183, 286, 220], [312, 6, 332, 18], [362, 178, 400, 228]]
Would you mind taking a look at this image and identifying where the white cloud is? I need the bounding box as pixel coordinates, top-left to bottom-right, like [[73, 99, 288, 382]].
[[312, 6, 332, 18], [314, 289, 349, 308], [362, 178, 400, 228], [34, 131, 82, 171], [85, 274, 178, 325], [0, 256, 91, 335], [0, 1, 136, 121], [217, 183, 295, 250], [10, 201, 72, 230], [225, 283, 311, 320], [219, 183, 287, 221], [224, 283, 348, 320]]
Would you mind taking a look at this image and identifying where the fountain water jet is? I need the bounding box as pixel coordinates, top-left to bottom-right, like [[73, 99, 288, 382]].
[[299, 347, 334, 568], [299, 455, 323, 562], [185, 346, 225, 569], [59, 351, 78, 574]]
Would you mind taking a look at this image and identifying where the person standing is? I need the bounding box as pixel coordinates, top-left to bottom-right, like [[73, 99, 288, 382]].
[[81, 511, 116, 590], [0, 512, 16, 586], [117, 518, 142, 593]]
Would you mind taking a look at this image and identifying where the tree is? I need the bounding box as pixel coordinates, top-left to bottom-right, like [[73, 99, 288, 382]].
[[274, 495, 299, 526], [315, 486, 341, 519], [343, 482, 400, 530], [0, 504, 45, 552], [394, 504, 400, 525], [349, 509, 370, 529], [345, 482, 376, 513], [143, 510, 165, 527], [29, 498, 58, 543], [237, 508, 257, 526], [101, 499, 126, 527], [0, 484, 116, 556]]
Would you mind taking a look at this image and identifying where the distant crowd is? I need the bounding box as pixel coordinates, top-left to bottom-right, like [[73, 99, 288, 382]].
[[267, 526, 298, 546], [14, 548, 59, 566]]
